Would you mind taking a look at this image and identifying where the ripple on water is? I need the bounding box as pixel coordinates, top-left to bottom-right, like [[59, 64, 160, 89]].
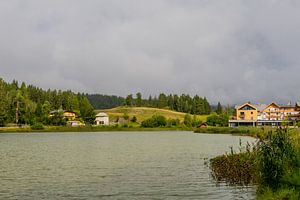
[[0, 132, 256, 199]]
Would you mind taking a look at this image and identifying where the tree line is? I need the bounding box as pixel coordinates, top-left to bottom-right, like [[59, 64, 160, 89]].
[[123, 93, 210, 115], [86, 93, 212, 115], [0, 78, 95, 126]]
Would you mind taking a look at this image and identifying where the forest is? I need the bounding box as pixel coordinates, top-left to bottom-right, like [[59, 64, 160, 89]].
[[0, 78, 95, 126], [0, 78, 216, 127], [87, 93, 212, 115]]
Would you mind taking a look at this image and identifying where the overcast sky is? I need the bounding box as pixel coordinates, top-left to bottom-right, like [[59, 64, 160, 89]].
[[0, 0, 300, 104]]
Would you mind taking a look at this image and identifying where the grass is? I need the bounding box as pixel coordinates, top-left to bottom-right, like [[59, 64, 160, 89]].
[[209, 128, 300, 200], [195, 126, 273, 138], [96, 106, 208, 123]]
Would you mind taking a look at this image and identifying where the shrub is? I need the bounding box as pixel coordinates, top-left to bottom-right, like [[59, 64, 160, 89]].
[[130, 116, 137, 123], [206, 114, 229, 127], [31, 123, 45, 130], [183, 114, 192, 127], [258, 128, 297, 190], [167, 118, 180, 127], [141, 115, 167, 128]]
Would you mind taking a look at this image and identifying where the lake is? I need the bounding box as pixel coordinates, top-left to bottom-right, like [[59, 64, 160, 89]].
[[0, 131, 256, 199]]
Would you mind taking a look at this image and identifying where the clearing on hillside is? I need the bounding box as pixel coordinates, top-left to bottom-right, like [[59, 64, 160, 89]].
[[95, 106, 208, 123]]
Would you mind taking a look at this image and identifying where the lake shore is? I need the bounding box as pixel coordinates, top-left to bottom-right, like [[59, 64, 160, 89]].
[[0, 126, 194, 133]]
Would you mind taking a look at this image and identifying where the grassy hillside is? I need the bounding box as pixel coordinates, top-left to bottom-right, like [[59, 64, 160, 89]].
[[95, 106, 208, 123]]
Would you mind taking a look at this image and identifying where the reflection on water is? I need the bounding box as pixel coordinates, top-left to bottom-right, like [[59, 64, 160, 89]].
[[0, 132, 256, 199]]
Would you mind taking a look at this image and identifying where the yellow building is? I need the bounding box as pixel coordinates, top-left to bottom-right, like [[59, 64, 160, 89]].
[[63, 111, 76, 121], [50, 110, 76, 121], [229, 101, 300, 127], [236, 103, 258, 121], [229, 103, 257, 127]]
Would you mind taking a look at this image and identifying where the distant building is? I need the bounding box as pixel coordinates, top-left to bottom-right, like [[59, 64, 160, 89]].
[[67, 120, 85, 127], [95, 112, 109, 125], [50, 110, 76, 121], [197, 123, 207, 128], [229, 102, 300, 127]]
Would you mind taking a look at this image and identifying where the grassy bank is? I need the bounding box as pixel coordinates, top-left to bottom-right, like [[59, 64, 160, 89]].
[[0, 125, 193, 133], [194, 126, 273, 138], [96, 106, 208, 123], [210, 128, 300, 199]]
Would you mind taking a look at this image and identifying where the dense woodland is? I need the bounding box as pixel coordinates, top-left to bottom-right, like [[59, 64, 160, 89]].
[[86, 94, 125, 109], [0, 78, 95, 126], [87, 93, 212, 115], [0, 78, 228, 127]]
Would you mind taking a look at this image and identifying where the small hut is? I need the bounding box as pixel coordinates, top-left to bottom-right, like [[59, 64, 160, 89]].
[[95, 112, 109, 125], [197, 123, 207, 128]]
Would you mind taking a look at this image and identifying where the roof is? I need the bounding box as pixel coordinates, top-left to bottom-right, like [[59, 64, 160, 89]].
[[50, 109, 75, 114], [96, 112, 108, 117], [236, 102, 257, 110]]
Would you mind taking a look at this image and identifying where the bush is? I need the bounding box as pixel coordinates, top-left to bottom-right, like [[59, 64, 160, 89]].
[[31, 123, 45, 130], [206, 114, 229, 127], [210, 151, 258, 185], [131, 116, 137, 123], [258, 128, 297, 190], [141, 115, 167, 128], [183, 114, 192, 127], [167, 118, 180, 127]]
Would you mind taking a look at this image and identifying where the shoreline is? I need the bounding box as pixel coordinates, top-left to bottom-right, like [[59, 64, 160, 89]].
[[0, 126, 194, 133]]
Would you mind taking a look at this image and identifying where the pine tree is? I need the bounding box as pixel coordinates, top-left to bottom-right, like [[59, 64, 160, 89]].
[[216, 102, 223, 115]]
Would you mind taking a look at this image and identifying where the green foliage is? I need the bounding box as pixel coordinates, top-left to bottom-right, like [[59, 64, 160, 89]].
[[183, 113, 192, 127], [206, 114, 229, 127], [258, 128, 297, 190], [123, 112, 129, 120], [85, 94, 125, 109], [120, 93, 212, 115], [167, 118, 180, 127], [257, 187, 299, 200], [78, 95, 95, 124], [49, 111, 67, 126], [216, 102, 223, 114], [30, 123, 45, 130], [125, 94, 133, 106], [131, 116, 137, 123], [192, 115, 202, 127], [136, 93, 142, 107], [209, 128, 300, 199], [141, 115, 167, 128], [0, 78, 95, 126]]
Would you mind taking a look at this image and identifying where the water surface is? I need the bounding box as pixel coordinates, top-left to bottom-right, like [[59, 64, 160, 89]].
[[0, 131, 256, 199]]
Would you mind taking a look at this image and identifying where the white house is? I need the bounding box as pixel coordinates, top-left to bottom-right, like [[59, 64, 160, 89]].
[[95, 112, 109, 125]]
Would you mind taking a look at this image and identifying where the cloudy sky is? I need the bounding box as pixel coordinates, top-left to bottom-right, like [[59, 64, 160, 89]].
[[0, 0, 300, 104]]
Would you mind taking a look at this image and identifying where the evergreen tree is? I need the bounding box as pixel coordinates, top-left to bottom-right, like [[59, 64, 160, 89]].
[[136, 92, 142, 107], [216, 102, 223, 115], [125, 94, 133, 106]]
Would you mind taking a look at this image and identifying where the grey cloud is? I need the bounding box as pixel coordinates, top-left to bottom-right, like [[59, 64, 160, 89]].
[[0, 0, 300, 104]]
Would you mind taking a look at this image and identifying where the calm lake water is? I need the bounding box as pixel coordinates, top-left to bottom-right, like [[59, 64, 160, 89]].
[[0, 132, 256, 200]]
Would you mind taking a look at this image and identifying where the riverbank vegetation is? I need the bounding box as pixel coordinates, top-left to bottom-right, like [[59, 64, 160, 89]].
[[0, 125, 193, 133], [195, 126, 270, 137], [210, 128, 300, 199]]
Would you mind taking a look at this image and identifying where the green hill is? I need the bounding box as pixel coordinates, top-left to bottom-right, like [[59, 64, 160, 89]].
[[95, 106, 208, 123]]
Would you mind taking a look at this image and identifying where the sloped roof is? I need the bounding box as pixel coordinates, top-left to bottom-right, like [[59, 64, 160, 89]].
[[236, 103, 257, 110], [96, 112, 108, 117]]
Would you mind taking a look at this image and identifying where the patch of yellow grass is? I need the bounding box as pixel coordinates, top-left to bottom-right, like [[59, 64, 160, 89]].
[[95, 106, 208, 123]]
